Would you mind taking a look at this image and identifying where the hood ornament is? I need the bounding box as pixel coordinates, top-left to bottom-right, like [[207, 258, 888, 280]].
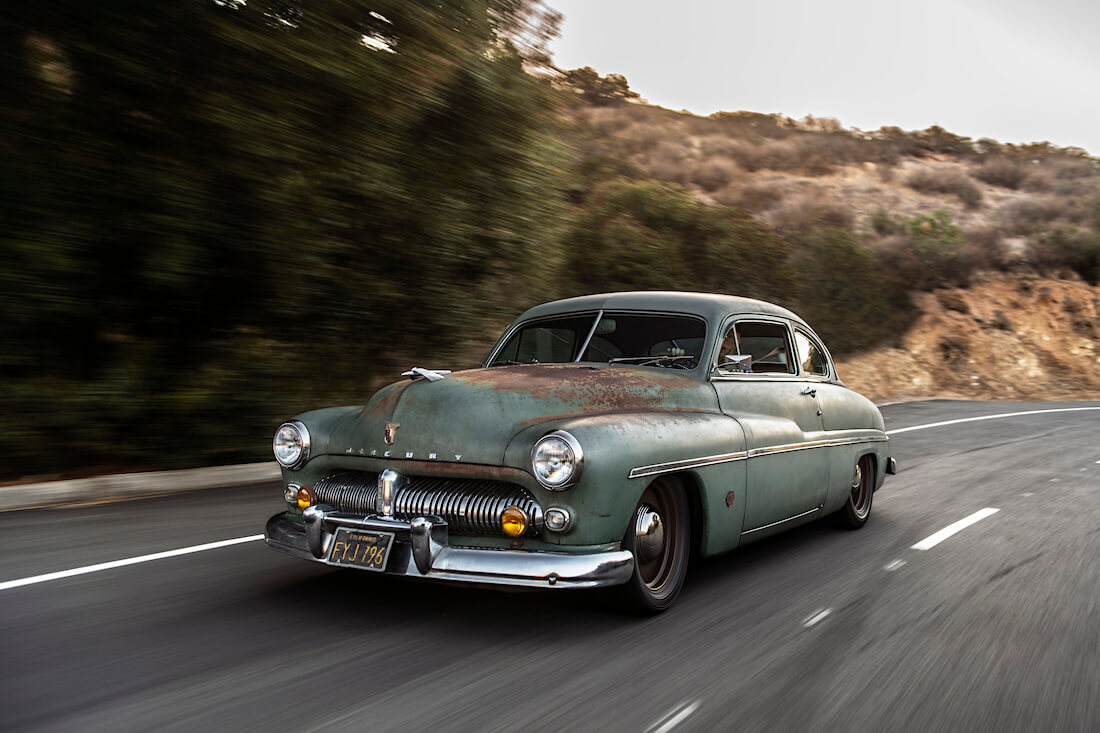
[[384, 423, 399, 445], [402, 367, 451, 382]]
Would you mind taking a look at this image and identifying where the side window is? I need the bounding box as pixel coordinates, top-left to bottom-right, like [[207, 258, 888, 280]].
[[795, 331, 828, 377], [717, 321, 794, 374]]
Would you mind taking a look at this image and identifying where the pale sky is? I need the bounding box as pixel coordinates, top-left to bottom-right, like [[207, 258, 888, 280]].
[[548, 0, 1100, 155]]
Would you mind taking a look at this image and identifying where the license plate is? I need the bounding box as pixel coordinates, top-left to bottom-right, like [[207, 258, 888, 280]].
[[328, 528, 394, 572]]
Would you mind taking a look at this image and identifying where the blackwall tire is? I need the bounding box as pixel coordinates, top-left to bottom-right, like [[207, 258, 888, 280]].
[[617, 477, 690, 614], [836, 455, 874, 530]]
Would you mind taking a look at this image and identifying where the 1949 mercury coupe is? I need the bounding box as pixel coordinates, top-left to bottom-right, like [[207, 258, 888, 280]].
[[265, 292, 896, 612]]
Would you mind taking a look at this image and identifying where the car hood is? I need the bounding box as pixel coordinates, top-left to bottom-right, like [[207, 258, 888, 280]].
[[325, 364, 719, 466]]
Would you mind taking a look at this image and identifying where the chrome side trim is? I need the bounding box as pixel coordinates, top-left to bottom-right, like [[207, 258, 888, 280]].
[[749, 439, 833, 457], [828, 435, 890, 447], [627, 435, 888, 479], [740, 506, 821, 535], [628, 451, 749, 479]]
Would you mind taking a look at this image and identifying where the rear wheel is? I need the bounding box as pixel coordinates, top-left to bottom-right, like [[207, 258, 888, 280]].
[[617, 477, 690, 613], [836, 455, 874, 529]]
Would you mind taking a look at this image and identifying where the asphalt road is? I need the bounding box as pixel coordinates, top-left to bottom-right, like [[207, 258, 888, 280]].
[[2, 400, 1098, 732]]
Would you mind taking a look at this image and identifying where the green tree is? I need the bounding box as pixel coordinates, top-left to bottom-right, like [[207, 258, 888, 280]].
[[788, 223, 910, 353], [564, 180, 794, 301], [905, 209, 964, 286]]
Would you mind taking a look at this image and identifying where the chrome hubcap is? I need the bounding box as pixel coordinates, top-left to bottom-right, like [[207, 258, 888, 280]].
[[634, 505, 665, 564]]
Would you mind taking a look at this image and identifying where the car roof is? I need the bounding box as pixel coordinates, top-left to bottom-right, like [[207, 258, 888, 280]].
[[516, 291, 811, 329]]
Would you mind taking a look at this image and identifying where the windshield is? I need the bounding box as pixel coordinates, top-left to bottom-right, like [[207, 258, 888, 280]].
[[489, 312, 706, 370]]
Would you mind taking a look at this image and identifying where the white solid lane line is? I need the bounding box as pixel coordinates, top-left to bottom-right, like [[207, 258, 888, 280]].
[[648, 700, 701, 733], [911, 508, 1000, 551], [887, 406, 1100, 435], [0, 535, 264, 591]]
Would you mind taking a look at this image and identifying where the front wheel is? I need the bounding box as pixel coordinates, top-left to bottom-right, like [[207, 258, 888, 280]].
[[836, 455, 874, 529], [617, 477, 690, 613]]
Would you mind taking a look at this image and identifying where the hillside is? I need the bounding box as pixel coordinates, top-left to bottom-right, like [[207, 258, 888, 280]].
[[836, 275, 1100, 401], [565, 98, 1100, 401]]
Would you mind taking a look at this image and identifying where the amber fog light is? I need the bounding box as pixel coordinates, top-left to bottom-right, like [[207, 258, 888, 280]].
[[501, 506, 529, 537], [296, 485, 317, 511], [544, 507, 572, 533]]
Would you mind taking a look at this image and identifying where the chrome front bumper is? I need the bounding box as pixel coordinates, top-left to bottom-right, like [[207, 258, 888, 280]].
[[264, 507, 634, 590]]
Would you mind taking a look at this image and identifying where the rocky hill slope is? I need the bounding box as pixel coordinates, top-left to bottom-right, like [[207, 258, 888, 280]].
[[836, 275, 1100, 402]]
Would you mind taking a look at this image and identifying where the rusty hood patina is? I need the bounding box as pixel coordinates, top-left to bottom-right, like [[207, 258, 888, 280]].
[[324, 364, 721, 466]]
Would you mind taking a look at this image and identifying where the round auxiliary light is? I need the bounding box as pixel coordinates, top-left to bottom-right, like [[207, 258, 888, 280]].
[[544, 507, 572, 533], [501, 506, 529, 537], [296, 485, 317, 511], [273, 421, 310, 470], [531, 430, 583, 490]]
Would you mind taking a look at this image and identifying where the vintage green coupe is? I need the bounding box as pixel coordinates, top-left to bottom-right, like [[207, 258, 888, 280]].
[[265, 292, 895, 611]]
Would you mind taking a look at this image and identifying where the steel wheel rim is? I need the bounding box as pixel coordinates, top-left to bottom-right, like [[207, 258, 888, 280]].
[[635, 481, 681, 594], [850, 461, 871, 520]]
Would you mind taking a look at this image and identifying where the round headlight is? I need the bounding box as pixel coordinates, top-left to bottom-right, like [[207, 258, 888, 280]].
[[273, 421, 310, 469], [532, 430, 583, 489]]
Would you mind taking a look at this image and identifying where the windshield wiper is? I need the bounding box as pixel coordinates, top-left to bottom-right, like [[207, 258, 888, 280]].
[[608, 355, 698, 367]]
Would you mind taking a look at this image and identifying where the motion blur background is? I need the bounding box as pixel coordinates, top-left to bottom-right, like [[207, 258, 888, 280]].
[[3, 1, 1098, 481]]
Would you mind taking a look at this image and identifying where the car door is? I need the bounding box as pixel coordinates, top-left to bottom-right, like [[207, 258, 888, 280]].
[[711, 317, 829, 534]]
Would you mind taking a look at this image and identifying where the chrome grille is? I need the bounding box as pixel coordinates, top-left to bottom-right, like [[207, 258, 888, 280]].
[[313, 471, 542, 536]]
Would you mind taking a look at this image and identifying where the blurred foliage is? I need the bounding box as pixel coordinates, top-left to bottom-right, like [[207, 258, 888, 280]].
[[0, 0, 566, 477]]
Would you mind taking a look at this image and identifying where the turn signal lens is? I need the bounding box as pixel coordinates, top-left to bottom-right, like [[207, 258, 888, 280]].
[[501, 506, 528, 537], [296, 485, 317, 510]]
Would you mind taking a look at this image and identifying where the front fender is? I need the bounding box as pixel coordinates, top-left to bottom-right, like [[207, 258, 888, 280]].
[[505, 411, 748, 549]]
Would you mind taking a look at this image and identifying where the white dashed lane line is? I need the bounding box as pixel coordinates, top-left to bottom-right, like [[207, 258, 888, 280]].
[[0, 535, 264, 591], [648, 700, 701, 733], [801, 608, 832, 628], [911, 508, 1000, 551]]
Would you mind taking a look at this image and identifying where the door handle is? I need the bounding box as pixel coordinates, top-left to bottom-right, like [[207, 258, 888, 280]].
[[800, 386, 817, 397]]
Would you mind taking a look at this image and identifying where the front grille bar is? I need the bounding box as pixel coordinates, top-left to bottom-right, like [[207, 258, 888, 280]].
[[313, 471, 542, 536]]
